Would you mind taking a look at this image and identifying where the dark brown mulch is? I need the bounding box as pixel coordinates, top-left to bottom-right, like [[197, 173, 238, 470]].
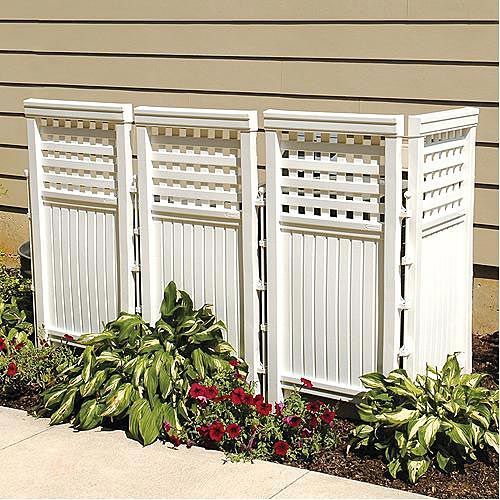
[[287, 417, 499, 499], [473, 330, 499, 389], [0, 387, 41, 413]]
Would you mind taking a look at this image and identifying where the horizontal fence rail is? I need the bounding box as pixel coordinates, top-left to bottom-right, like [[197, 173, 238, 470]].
[[24, 99, 477, 401]]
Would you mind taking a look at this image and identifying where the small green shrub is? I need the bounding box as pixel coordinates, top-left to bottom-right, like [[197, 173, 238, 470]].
[[0, 264, 32, 315], [0, 297, 32, 340], [41, 282, 240, 445], [349, 354, 499, 483], [183, 372, 338, 463]]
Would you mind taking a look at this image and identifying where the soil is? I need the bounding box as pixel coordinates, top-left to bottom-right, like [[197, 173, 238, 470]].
[[2, 329, 498, 499]]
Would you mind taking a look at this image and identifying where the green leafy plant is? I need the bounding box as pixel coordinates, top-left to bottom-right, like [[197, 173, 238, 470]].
[[349, 354, 499, 483], [182, 371, 338, 463], [41, 282, 241, 445], [0, 264, 32, 315]]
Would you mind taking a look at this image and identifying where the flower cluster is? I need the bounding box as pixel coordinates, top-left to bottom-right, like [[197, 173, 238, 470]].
[[184, 369, 338, 463]]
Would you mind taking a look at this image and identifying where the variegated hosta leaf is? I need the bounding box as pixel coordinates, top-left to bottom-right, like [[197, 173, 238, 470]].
[[417, 416, 441, 449], [382, 408, 418, 426], [76, 399, 103, 430], [43, 387, 67, 409], [100, 383, 133, 418], [484, 430, 500, 453], [407, 458, 430, 483], [359, 372, 386, 390], [81, 346, 95, 382], [50, 388, 78, 425], [80, 369, 108, 398]]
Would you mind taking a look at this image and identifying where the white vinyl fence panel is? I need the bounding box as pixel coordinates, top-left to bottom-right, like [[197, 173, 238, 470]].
[[24, 99, 135, 341], [404, 107, 479, 376], [135, 107, 261, 381], [264, 110, 404, 401]]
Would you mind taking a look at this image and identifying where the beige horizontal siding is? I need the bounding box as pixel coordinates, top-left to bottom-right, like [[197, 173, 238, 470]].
[[1, 0, 498, 20], [475, 189, 499, 226], [474, 227, 499, 267], [0, 23, 497, 62], [1, 54, 497, 102]]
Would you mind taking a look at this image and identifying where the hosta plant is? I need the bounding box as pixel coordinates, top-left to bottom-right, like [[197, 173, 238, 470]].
[[41, 282, 241, 445], [349, 354, 499, 483]]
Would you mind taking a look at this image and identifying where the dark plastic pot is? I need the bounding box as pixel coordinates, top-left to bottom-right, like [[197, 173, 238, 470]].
[[18, 240, 31, 277]]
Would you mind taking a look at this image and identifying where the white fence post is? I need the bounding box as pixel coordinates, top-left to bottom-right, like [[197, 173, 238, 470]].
[[264, 110, 404, 401], [24, 99, 134, 341], [134, 106, 260, 381], [405, 107, 479, 375]]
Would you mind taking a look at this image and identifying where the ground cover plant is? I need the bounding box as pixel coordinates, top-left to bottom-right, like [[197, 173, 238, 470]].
[[181, 370, 338, 463], [0, 296, 75, 403], [41, 282, 240, 445], [349, 354, 499, 483]]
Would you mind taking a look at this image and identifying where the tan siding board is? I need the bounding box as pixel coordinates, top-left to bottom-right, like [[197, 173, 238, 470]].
[[1, 0, 497, 20], [474, 227, 499, 267], [0, 23, 497, 62], [0, 147, 27, 176], [1, 54, 497, 102], [0, 177, 27, 208], [475, 189, 499, 226], [476, 147, 499, 185]]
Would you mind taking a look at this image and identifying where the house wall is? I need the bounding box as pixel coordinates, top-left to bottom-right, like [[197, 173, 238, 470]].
[[0, 1, 497, 275]]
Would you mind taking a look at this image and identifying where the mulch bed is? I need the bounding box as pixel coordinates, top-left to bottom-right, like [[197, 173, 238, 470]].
[[2, 330, 498, 499]]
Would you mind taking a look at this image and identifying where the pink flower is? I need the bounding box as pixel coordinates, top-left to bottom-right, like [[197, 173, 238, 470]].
[[306, 400, 324, 413], [300, 377, 313, 388], [274, 402, 284, 416], [189, 383, 206, 399], [63, 334, 74, 342], [226, 423, 241, 439], [284, 415, 302, 428], [163, 421, 171, 433]]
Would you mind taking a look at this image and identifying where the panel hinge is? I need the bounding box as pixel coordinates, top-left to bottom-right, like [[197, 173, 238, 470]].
[[404, 191, 412, 200], [135, 306, 142, 314], [131, 264, 141, 273], [255, 186, 266, 207], [399, 208, 409, 219], [130, 175, 138, 194], [398, 344, 411, 359], [260, 323, 268, 333], [256, 279, 266, 291], [133, 227, 140, 236], [258, 239, 267, 248], [398, 300, 410, 311], [401, 256, 413, 266]]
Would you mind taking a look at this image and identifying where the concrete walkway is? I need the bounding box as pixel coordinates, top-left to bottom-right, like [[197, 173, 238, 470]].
[[0, 406, 425, 499]]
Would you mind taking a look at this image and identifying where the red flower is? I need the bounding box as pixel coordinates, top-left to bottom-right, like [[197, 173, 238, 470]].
[[163, 421, 171, 434], [284, 415, 302, 428], [6, 362, 17, 377], [309, 416, 319, 429], [63, 334, 74, 342], [197, 425, 210, 438], [253, 394, 265, 405], [234, 371, 244, 380], [209, 421, 225, 442], [204, 385, 219, 400], [14, 342, 25, 351], [226, 423, 241, 439], [306, 400, 324, 413], [256, 402, 272, 416], [300, 377, 313, 388], [241, 392, 254, 405], [0, 338, 5, 351], [273, 440, 289, 457], [169, 435, 182, 447], [230, 387, 246, 405], [229, 358, 239, 367], [189, 383, 206, 399], [320, 409, 336, 424]]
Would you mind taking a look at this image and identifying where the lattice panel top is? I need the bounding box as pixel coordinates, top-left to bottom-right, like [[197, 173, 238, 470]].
[[277, 129, 385, 227], [37, 117, 119, 206], [148, 126, 242, 215], [420, 128, 468, 224]]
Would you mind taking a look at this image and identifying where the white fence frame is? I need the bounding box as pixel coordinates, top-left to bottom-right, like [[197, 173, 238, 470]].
[[25, 99, 135, 342], [134, 106, 261, 382], [264, 110, 404, 401], [405, 107, 479, 376], [24, 99, 477, 401]]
